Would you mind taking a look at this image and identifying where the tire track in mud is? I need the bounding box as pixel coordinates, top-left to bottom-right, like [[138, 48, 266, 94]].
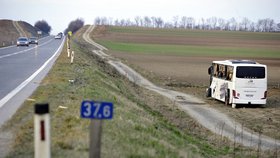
[[83, 25, 280, 150]]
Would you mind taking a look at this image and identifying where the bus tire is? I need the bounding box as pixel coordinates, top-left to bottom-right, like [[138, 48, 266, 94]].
[[206, 88, 211, 97], [232, 103, 237, 108], [225, 89, 230, 105]]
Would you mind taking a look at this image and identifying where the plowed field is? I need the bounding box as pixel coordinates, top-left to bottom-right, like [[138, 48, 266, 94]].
[[94, 26, 280, 140]]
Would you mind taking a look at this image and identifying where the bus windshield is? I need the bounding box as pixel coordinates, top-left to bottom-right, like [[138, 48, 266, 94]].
[[236, 66, 265, 79]]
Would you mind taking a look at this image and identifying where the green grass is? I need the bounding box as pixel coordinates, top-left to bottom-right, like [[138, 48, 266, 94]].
[[2, 35, 230, 158], [96, 26, 280, 59], [109, 26, 280, 41], [2, 26, 275, 158], [98, 40, 280, 58]]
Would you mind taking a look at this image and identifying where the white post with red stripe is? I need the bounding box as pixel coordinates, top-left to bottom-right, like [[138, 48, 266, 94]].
[[71, 51, 74, 64], [34, 103, 51, 158]]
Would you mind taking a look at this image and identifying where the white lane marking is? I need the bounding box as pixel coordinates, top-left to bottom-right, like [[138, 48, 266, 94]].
[[0, 38, 54, 59], [0, 37, 65, 109]]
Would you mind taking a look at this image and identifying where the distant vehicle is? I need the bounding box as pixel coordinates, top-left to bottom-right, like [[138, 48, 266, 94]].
[[54, 32, 63, 39], [29, 37, 38, 45], [17, 37, 29, 46], [206, 60, 267, 108]]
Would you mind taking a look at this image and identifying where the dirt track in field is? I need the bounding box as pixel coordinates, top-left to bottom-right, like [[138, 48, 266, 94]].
[[109, 51, 280, 140], [85, 25, 280, 149], [93, 26, 280, 141]]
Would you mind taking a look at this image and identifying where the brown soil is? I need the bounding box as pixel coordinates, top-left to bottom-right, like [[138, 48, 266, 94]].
[[110, 52, 280, 86], [108, 51, 280, 140], [94, 26, 280, 140], [103, 32, 280, 49], [0, 20, 43, 47], [0, 20, 19, 46]]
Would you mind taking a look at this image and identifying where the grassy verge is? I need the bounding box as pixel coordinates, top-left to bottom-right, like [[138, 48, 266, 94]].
[[1, 35, 213, 158], [1, 27, 275, 158]]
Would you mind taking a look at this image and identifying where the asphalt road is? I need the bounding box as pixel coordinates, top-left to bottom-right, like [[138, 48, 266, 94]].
[[0, 36, 65, 126]]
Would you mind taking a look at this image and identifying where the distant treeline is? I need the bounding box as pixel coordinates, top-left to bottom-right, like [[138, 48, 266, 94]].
[[94, 16, 280, 32]]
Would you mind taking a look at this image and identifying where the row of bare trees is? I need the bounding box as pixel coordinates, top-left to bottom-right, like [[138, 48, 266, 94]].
[[94, 16, 280, 32]]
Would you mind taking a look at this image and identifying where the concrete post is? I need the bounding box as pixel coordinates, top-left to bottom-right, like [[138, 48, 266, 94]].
[[34, 103, 51, 158], [71, 51, 74, 64]]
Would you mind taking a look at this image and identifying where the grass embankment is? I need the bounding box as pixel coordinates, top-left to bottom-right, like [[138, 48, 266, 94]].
[[96, 26, 280, 59], [2, 26, 277, 157], [2, 31, 233, 157]]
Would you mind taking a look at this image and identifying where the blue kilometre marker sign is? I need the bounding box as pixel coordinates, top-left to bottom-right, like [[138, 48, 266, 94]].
[[81, 101, 113, 119]]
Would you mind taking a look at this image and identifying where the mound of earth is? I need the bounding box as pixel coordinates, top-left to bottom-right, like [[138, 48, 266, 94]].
[[0, 19, 47, 47]]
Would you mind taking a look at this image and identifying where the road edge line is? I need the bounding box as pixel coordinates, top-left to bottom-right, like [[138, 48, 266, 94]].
[[0, 37, 65, 109]]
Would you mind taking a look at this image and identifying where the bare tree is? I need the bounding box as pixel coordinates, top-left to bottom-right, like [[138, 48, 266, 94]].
[[249, 22, 255, 32], [100, 17, 108, 25], [256, 19, 264, 32], [120, 19, 126, 26], [267, 18, 275, 32], [155, 17, 164, 28], [164, 22, 173, 28], [139, 18, 144, 27], [173, 16, 179, 28], [241, 17, 250, 31], [144, 16, 151, 27], [206, 18, 212, 30], [92, 16, 278, 32], [218, 18, 225, 30], [229, 18, 237, 31], [224, 20, 230, 31], [200, 18, 206, 30], [135, 16, 141, 27], [114, 19, 120, 26], [263, 19, 269, 32], [151, 16, 156, 27], [186, 17, 195, 29], [277, 23, 280, 32], [180, 16, 187, 28], [125, 19, 133, 26], [108, 17, 113, 26], [94, 17, 101, 25], [209, 17, 218, 30]]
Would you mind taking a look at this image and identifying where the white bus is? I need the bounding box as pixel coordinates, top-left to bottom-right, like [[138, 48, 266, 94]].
[[206, 60, 267, 108]]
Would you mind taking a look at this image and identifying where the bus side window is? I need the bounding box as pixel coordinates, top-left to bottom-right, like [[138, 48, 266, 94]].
[[218, 64, 225, 79], [213, 64, 218, 77], [226, 66, 233, 81], [218, 71, 223, 78]]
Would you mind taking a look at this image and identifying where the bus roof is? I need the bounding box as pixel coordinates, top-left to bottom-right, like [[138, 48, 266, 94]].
[[212, 60, 266, 66]]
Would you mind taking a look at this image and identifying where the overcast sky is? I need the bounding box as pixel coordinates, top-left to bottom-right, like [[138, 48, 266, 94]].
[[1, 0, 279, 34]]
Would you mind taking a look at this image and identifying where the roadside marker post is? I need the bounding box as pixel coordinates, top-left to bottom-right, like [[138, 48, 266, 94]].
[[81, 100, 114, 158], [71, 51, 74, 64], [67, 48, 70, 57], [34, 103, 51, 158]]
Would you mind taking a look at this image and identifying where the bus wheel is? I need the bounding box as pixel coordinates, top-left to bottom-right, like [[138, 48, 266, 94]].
[[206, 88, 211, 97], [225, 89, 230, 106], [232, 104, 237, 108]]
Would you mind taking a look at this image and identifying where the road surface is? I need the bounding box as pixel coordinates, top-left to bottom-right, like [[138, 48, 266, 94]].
[[0, 36, 65, 126], [83, 25, 280, 150]]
